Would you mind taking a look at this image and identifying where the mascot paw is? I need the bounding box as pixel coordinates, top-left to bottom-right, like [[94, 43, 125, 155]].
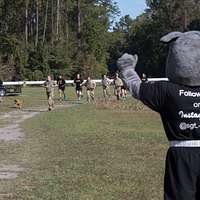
[[117, 53, 138, 71]]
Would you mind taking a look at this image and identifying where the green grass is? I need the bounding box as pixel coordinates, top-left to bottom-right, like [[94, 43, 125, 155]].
[[0, 86, 168, 200], [0, 87, 46, 113], [0, 85, 118, 112], [0, 86, 76, 113]]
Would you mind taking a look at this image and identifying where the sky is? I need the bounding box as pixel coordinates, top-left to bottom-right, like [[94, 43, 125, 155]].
[[115, 0, 147, 20]]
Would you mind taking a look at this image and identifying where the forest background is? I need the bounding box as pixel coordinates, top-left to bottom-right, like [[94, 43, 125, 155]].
[[0, 0, 199, 81]]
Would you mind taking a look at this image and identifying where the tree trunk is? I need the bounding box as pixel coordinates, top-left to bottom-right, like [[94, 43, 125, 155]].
[[77, 0, 81, 47], [43, 0, 49, 44], [51, 0, 54, 46], [64, 0, 69, 42], [35, 0, 39, 47], [30, 1, 33, 38], [25, 0, 29, 45], [183, 8, 188, 31], [56, 0, 60, 39]]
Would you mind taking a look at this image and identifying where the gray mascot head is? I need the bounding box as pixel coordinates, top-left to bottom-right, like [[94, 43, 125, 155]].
[[161, 31, 200, 86]]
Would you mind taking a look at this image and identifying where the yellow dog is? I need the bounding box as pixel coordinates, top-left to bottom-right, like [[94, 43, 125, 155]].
[[14, 99, 23, 109]]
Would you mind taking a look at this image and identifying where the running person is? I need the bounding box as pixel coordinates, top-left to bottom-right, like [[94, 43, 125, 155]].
[[74, 73, 84, 101], [44, 75, 56, 111], [121, 85, 127, 99], [113, 72, 123, 100], [82, 76, 96, 103], [57, 75, 67, 101], [102, 74, 111, 100]]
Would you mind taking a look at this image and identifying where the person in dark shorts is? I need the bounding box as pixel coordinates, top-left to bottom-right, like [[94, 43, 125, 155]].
[[74, 73, 84, 101], [141, 73, 147, 82], [57, 75, 67, 101], [118, 31, 200, 200]]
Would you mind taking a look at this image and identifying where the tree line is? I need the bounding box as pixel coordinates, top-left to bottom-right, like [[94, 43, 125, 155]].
[[1, 0, 200, 81], [109, 0, 200, 78], [0, 0, 118, 80]]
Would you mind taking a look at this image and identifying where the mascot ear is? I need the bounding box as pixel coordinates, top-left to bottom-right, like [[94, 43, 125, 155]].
[[160, 32, 183, 43], [133, 54, 138, 66]]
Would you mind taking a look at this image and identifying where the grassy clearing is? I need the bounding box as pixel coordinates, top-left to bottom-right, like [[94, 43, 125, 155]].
[[0, 85, 117, 113], [0, 87, 46, 113], [0, 85, 81, 113], [0, 86, 168, 200]]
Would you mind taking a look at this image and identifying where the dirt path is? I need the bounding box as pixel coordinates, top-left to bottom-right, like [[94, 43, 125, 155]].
[[0, 111, 39, 142], [0, 104, 73, 180]]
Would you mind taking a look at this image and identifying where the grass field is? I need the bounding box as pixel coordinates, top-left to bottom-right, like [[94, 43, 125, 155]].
[[0, 86, 168, 200]]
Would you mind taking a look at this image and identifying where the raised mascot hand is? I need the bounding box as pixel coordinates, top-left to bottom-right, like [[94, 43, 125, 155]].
[[117, 53, 141, 99]]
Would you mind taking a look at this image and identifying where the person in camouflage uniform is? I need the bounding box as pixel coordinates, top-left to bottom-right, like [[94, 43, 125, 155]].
[[44, 75, 56, 111], [113, 72, 123, 100], [121, 85, 127, 99], [82, 76, 96, 103], [102, 74, 111, 100]]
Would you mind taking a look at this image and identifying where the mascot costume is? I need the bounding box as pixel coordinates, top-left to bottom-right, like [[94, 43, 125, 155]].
[[117, 31, 200, 200]]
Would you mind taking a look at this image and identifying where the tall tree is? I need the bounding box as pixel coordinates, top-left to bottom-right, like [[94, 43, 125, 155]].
[[35, 0, 39, 47], [0, 0, 120, 79], [25, 0, 29, 44], [56, 0, 60, 38], [77, 0, 81, 47], [51, 0, 54, 46], [43, 0, 49, 43]]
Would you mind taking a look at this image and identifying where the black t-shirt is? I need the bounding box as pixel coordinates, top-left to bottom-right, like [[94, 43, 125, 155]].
[[57, 78, 65, 89], [140, 81, 200, 141], [74, 78, 83, 88]]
